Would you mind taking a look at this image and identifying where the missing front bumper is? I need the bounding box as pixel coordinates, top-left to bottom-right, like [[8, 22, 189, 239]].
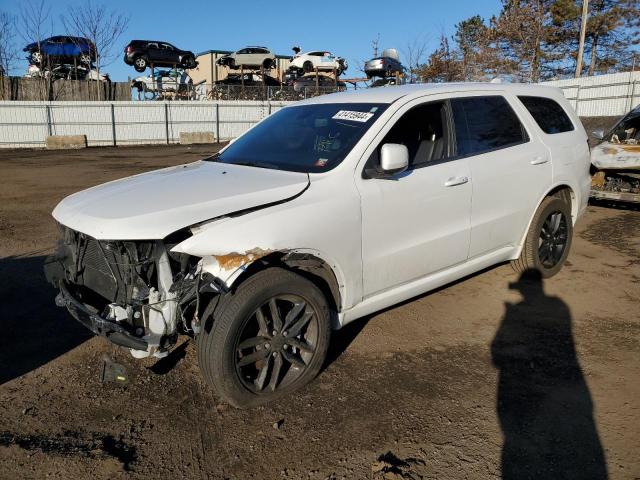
[[55, 281, 149, 351]]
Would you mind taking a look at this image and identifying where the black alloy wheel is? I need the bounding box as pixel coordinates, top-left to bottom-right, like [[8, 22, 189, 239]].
[[538, 210, 569, 268], [235, 294, 319, 393]]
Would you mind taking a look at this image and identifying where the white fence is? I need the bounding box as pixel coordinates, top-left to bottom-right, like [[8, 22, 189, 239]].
[[541, 71, 640, 117], [2, 73, 638, 148], [0, 100, 292, 148]]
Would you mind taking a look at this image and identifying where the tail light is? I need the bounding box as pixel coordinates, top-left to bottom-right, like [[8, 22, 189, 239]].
[[125, 45, 132, 54]]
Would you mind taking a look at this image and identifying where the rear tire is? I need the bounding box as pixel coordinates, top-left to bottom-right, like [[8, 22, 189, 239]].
[[511, 195, 573, 278], [197, 268, 331, 408], [31, 51, 43, 65], [133, 56, 148, 72]]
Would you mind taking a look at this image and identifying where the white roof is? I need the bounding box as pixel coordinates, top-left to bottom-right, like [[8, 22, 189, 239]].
[[295, 82, 565, 106]]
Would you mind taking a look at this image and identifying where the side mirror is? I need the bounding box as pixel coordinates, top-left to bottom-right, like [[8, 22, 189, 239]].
[[591, 129, 604, 140], [380, 143, 409, 175]]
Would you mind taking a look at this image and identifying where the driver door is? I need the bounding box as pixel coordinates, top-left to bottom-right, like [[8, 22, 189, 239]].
[[357, 98, 472, 297]]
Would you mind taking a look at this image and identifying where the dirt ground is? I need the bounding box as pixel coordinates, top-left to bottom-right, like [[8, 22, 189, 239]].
[[0, 144, 638, 480]]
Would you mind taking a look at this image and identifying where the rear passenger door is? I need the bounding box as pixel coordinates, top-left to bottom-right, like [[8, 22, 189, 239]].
[[451, 94, 551, 258]]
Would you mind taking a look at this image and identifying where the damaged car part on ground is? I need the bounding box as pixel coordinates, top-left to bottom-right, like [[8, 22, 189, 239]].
[[46, 83, 591, 407]]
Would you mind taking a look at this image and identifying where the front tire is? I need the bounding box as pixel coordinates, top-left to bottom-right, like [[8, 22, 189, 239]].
[[303, 61, 313, 73], [197, 268, 331, 408], [512, 195, 573, 278]]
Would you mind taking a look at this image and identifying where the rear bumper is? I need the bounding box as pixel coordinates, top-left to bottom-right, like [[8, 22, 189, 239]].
[[55, 281, 148, 351]]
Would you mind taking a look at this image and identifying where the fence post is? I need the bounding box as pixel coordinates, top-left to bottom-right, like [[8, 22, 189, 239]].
[[111, 103, 117, 146], [215, 103, 220, 143], [268, 100, 271, 115], [164, 102, 169, 144], [45, 104, 53, 136], [574, 85, 581, 115]]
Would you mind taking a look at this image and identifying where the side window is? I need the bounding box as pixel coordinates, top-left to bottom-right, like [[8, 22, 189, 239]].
[[365, 101, 450, 176], [518, 96, 574, 134], [451, 96, 528, 157]]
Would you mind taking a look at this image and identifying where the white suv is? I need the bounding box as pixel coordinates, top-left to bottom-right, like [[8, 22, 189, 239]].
[[46, 83, 590, 407], [217, 46, 275, 70], [289, 50, 347, 75]]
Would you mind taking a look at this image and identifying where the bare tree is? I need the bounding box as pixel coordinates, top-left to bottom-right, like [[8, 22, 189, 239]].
[[16, 0, 53, 99], [403, 34, 429, 83], [61, 1, 129, 98], [0, 10, 18, 76], [18, 0, 52, 69]]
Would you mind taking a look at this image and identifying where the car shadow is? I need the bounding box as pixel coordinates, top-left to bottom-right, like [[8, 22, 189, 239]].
[[589, 198, 640, 211], [323, 264, 501, 373], [491, 270, 608, 479], [0, 255, 91, 385]]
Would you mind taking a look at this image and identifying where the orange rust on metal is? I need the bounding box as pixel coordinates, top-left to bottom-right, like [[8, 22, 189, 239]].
[[602, 147, 619, 155], [591, 171, 606, 188], [619, 144, 640, 153], [214, 248, 272, 271]]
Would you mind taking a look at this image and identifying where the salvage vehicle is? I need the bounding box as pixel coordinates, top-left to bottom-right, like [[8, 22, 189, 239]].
[[365, 49, 404, 79], [216, 73, 282, 86], [289, 51, 347, 75], [132, 69, 193, 98], [590, 105, 640, 203], [124, 40, 197, 72], [24, 35, 96, 66], [45, 83, 590, 407], [217, 47, 275, 70], [292, 74, 346, 92], [25, 63, 109, 82]]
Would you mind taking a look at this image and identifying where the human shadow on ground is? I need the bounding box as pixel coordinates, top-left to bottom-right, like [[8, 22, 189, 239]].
[[491, 270, 608, 480], [0, 255, 91, 385]]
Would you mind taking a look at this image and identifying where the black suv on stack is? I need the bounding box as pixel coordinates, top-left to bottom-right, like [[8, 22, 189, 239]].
[[124, 40, 198, 72]]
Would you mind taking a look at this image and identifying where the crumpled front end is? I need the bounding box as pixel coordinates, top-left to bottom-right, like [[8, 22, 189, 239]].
[[45, 224, 184, 358]]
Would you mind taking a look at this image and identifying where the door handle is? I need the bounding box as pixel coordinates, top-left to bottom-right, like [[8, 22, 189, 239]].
[[530, 156, 549, 165], [444, 176, 469, 187]]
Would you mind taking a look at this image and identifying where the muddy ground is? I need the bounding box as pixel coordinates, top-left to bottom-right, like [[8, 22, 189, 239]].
[[0, 144, 638, 480]]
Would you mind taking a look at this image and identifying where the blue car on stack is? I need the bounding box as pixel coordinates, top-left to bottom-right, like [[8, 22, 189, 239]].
[[23, 36, 96, 66]]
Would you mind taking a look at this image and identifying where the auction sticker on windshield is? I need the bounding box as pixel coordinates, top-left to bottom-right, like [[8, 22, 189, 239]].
[[332, 110, 374, 123]]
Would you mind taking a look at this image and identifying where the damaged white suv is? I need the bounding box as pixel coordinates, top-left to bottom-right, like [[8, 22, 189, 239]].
[[46, 83, 590, 407]]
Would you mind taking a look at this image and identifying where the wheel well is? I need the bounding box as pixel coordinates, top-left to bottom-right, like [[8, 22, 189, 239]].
[[229, 252, 341, 312], [547, 185, 576, 222]]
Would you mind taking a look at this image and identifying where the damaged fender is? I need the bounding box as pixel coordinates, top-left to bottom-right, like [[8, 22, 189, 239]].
[[170, 194, 357, 318]]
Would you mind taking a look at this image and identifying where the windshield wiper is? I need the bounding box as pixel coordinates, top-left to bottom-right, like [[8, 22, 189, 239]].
[[229, 160, 281, 170]]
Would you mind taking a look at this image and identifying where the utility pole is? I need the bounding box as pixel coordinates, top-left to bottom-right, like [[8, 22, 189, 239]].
[[372, 34, 380, 58], [575, 0, 589, 78]]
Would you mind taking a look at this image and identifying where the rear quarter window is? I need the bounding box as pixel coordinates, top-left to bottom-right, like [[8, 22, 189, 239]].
[[518, 96, 574, 134], [451, 96, 528, 157]]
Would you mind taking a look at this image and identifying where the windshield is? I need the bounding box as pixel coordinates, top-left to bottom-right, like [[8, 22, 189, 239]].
[[210, 103, 388, 173], [608, 111, 640, 145]]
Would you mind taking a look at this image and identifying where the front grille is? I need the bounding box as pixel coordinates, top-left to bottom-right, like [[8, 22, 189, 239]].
[[54, 225, 156, 305], [79, 238, 120, 302]]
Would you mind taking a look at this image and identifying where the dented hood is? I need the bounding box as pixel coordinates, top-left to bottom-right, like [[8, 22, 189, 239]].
[[52, 161, 309, 240]]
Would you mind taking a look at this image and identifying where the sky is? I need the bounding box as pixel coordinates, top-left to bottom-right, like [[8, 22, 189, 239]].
[[1, 0, 502, 81]]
